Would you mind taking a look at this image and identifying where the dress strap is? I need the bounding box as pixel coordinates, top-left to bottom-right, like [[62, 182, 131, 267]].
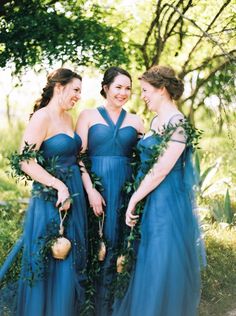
[[149, 115, 158, 129], [168, 113, 186, 144], [115, 109, 126, 131], [97, 106, 114, 128], [167, 113, 184, 125], [97, 106, 126, 131]]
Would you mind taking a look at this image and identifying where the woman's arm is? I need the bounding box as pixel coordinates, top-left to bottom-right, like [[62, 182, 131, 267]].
[[76, 110, 106, 216], [126, 121, 186, 226], [20, 110, 70, 210]]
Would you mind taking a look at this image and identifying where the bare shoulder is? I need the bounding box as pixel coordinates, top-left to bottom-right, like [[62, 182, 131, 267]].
[[29, 108, 50, 125], [77, 108, 97, 121], [22, 108, 49, 146], [126, 112, 144, 133], [126, 112, 142, 123]]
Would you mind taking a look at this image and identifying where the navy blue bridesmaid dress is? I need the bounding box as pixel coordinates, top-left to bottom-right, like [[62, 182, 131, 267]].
[[0, 133, 87, 316], [87, 107, 138, 316], [113, 119, 202, 316]]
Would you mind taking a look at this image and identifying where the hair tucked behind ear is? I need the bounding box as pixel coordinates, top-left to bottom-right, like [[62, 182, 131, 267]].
[[100, 66, 132, 98], [140, 65, 184, 100], [32, 68, 82, 116]]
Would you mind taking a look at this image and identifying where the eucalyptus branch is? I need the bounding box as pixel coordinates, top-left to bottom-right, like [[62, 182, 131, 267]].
[[8, 142, 74, 202], [79, 150, 105, 315], [8, 142, 45, 183]]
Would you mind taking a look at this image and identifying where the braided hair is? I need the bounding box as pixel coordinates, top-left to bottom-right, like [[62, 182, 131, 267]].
[[33, 68, 82, 113]]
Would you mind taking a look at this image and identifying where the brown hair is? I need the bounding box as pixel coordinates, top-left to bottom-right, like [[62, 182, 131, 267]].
[[140, 65, 184, 100], [100, 66, 132, 98], [33, 68, 82, 113]]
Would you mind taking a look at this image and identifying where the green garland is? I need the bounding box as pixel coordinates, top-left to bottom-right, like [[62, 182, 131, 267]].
[[113, 118, 203, 298], [79, 147, 144, 315], [76, 119, 202, 311], [8, 141, 74, 202], [79, 151, 105, 316], [8, 142, 76, 285], [8, 142, 45, 183]]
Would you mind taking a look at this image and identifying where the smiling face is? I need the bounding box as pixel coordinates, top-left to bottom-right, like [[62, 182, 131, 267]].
[[104, 74, 131, 108], [58, 78, 82, 110], [140, 79, 163, 111]]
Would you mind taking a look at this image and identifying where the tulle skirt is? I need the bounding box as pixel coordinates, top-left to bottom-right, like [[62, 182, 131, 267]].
[[0, 165, 88, 316], [113, 168, 201, 316], [90, 155, 132, 316]]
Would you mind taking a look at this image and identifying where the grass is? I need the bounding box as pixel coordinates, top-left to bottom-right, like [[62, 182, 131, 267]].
[[199, 226, 236, 315]]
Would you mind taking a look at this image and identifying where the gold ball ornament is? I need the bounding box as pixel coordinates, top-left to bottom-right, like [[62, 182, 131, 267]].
[[116, 254, 126, 273], [51, 236, 72, 260], [98, 240, 106, 261]]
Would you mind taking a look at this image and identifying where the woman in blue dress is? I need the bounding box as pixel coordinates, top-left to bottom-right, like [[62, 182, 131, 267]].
[[76, 67, 144, 316], [113, 65, 202, 316], [0, 68, 88, 316]]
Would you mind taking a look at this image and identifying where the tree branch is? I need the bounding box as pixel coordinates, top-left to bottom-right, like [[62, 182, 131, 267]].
[[141, 0, 163, 68], [164, 0, 192, 40], [179, 49, 236, 78], [183, 60, 231, 103], [182, 0, 232, 73], [164, 3, 233, 65]]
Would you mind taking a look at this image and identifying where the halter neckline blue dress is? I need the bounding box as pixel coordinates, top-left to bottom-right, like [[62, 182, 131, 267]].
[[0, 133, 88, 316], [88, 106, 138, 316]]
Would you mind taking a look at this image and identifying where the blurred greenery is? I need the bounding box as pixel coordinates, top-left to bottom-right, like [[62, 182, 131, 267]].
[[0, 0, 129, 72]]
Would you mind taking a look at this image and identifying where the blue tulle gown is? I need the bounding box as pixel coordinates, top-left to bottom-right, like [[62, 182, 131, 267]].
[[113, 122, 202, 316], [88, 107, 138, 316], [0, 133, 87, 316]]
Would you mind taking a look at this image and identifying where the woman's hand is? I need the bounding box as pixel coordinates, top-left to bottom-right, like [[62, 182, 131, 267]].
[[87, 188, 106, 216], [126, 199, 139, 227], [56, 185, 71, 211]]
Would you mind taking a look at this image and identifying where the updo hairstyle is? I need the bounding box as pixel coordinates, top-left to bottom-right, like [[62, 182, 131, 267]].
[[100, 66, 132, 98], [140, 65, 184, 100]]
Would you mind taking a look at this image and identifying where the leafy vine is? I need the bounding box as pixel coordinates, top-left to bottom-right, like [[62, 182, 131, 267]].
[[7, 142, 76, 285], [113, 118, 203, 298]]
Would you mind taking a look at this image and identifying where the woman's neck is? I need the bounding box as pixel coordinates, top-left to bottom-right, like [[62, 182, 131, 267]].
[[155, 99, 178, 120], [104, 102, 122, 114], [47, 99, 65, 117]]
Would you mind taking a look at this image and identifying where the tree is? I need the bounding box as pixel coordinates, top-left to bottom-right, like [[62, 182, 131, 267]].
[[101, 0, 235, 126], [136, 0, 236, 125], [0, 0, 129, 73]]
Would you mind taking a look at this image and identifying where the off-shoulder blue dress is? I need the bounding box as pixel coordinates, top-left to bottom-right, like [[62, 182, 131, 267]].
[[88, 107, 138, 316], [112, 124, 202, 316], [0, 133, 87, 316]]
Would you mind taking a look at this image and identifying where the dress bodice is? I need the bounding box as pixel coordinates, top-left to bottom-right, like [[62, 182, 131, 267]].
[[88, 107, 137, 157], [137, 133, 184, 180], [40, 133, 82, 168]]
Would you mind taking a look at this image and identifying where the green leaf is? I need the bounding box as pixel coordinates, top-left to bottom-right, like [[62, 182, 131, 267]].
[[224, 189, 233, 224]]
